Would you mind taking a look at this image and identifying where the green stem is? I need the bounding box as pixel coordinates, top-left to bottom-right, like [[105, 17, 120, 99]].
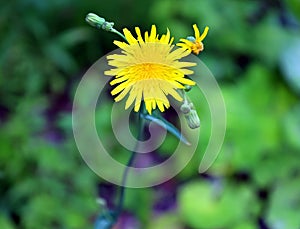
[[116, 111, 145, 217], [111, 28, 127, 41]]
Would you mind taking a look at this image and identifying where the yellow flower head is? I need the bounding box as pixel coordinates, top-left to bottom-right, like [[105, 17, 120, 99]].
[[177, 24, 209, 55], [105, 25, 197, 114]]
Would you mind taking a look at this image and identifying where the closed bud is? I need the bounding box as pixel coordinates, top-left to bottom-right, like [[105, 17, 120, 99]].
[[101, 21, 115, 32], [85, 13, 105, 28], [185, 110, 200, 129], [179, 90, 200, 129], [184, 85, 192, 92], [186, 36, 196, 42], [180, 103, 191, 114]]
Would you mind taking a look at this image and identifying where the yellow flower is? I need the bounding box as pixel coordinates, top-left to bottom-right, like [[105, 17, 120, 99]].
[[177, 24, 209, 55], [105, 25, 196, 114]]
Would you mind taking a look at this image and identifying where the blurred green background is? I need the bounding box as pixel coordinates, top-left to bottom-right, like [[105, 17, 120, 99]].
[[1, 0, 300, 228]]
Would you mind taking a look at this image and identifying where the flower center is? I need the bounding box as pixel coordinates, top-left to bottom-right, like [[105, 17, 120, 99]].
[[192, 42, 204, 55], [142, 63, 155, 71], [132, 63, 172, 80]]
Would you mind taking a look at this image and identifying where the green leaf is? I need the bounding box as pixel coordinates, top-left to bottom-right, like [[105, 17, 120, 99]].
[[178, 181, 259, 229], [280, 39, 300, 94], [140, 111, 190, 145], [283, 104, 300, 150], [266, 178, 300, 229], [43, 42, 77, 73], [146, 213, 183, 229], [0, 215, 16, 229], [56, 27, 93, 48], [286, 0, 300, 20]]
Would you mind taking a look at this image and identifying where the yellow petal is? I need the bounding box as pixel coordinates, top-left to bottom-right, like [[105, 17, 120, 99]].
[[113, 40, 128, 49], [156, 100, 165, 112], [152, 100, 156, 110], [199, 26, 209, 41], [174, 61, 197, 68], [165, 88, 183, 101], [125, 88, 137, 110], [144, 31, 149, 42], [134, 87, 143, 112], [176, 77, 196, 86], [179, 38, 194, 46], [135, 27, 144, 44], [149, 25, 157, 42], [179, 68, 194, 75], [193, 24, 200, 39], [111, 82, 128, 95], [169, 37, 174, 45], [159, 28, 170, 44], [114, 85, 131, 102], [168, 48, 190, 60], [123, 28, 138, 44], [145, 99, 153, 114], [176, 43, 191, 51], [110, 76, 128, 85]]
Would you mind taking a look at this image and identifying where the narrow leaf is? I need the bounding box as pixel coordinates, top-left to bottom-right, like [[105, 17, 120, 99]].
[[140, 111, 191, 145]]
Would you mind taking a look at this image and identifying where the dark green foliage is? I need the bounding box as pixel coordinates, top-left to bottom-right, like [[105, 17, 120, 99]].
[[1, 0, 300, 228]]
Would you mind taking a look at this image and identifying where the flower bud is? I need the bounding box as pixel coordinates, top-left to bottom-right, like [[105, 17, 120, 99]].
[[85, 13, 105, 28], [179, 90, 200, 129], [101, 21, 115, 32], [189, 102, 195, 110], [180, 103, 191, 114], [185, 109, 200, 129], [184, 85, 192, 92], [186, 36, 196, 42]]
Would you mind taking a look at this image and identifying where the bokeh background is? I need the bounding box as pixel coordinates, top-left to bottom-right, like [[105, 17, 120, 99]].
[[1, 0, 300, 228]]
